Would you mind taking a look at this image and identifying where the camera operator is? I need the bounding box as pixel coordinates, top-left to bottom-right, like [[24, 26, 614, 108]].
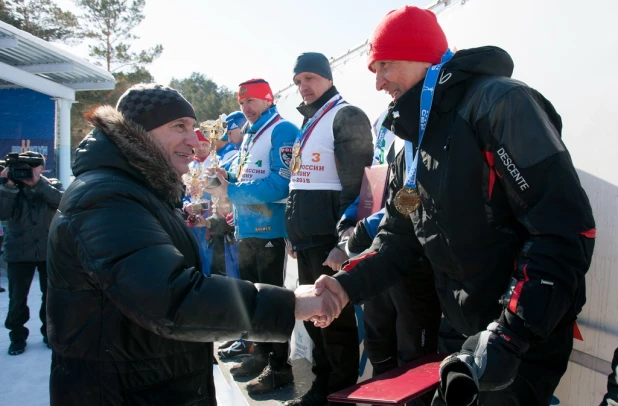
[[0, 151, 63, 356]]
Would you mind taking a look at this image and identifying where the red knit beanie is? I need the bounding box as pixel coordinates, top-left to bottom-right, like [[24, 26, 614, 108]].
[[367, 6, 448, 72], [237, 78, 274, 102]]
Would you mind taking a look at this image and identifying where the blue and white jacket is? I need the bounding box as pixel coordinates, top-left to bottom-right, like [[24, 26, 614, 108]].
[[217, 142, 239, 170], [227, 106, 298, 240]]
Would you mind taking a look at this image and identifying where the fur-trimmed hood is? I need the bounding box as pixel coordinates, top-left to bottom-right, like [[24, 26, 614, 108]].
[[74, 105, 184, 205]]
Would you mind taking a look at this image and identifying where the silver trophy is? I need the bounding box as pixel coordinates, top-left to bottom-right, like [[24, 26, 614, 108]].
[[182, 160, 209, 227]]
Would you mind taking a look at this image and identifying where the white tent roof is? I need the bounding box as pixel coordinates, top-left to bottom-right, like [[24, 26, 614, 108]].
[[0, 20, 115, 101]]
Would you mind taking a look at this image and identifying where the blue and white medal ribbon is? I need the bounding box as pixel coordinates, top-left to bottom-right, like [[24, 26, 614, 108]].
[[394, 49, 454, 215]]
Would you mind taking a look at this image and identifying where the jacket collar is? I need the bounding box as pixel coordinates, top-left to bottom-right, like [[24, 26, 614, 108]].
[[296, 86, 339, 119], [74, 106, 184, 206], [247, 106, 279, 134]]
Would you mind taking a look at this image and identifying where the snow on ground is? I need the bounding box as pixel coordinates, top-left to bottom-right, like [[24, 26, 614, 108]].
[[0, 272, 50, 406]]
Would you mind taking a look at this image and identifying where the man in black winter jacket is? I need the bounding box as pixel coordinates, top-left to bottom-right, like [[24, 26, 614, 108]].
[[312, 6, 595, 406], [284, 52, 374, 406], [0, 152, 63, 356], [46, 84, 337, 406]]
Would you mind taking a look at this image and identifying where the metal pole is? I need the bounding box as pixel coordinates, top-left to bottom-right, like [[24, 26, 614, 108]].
[[56, 98, 73, 187]]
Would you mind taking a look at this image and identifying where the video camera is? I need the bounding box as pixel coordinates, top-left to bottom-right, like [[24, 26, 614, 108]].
[[1, 152, 45, 183]]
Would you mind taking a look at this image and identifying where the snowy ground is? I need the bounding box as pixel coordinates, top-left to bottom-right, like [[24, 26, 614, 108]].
[[0, 269, 51, 406], [0, 260, 317, 406]]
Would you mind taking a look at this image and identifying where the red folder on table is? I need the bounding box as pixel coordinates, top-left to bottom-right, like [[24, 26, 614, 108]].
[[356, 164, 389, 222], [327, 353, 447, 405]]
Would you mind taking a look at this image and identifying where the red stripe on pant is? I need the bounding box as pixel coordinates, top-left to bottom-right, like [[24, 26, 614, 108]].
[[508, 264, 529, 314]]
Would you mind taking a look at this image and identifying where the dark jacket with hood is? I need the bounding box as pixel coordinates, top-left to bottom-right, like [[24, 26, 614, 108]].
[[0, 175, 63, 263], [335, 46, 595, 343], [47, 106, 295, 406], [285, 86, 374, 251]]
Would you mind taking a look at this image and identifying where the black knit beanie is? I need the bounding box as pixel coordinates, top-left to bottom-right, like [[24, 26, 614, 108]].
[[116, 84, 197, 131], [293, 52, 333, 81]]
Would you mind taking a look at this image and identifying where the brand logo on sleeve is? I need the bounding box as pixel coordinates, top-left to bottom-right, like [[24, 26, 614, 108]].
[[497, 148, 529, 191], [280, 146, 292, 168]]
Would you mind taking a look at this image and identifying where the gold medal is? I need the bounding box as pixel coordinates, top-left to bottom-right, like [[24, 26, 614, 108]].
[[291, 143, 302, 174], [394, 187, 421, 215]]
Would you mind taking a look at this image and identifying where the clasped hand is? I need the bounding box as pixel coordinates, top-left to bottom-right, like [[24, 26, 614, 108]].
[[294, 275, 349, 328]]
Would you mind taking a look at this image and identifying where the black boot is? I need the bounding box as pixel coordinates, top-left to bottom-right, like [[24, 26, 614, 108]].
[[230, 354, 268, 377], [246, 363, 294, 394], [8, 340, 26, 356]]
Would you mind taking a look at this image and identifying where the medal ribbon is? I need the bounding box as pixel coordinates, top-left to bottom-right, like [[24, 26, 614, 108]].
[[295, 95, 344, 154], [238, 113, 280, 174], [375, 124, 388, 164], [403, 49, 454, 189]]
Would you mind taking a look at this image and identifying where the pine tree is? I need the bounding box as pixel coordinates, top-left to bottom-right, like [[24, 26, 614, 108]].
[[0, 0, 81, 43], [74, 0, 162, 72]]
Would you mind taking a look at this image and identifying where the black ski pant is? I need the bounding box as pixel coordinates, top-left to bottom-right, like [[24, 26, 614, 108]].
[[363, 270, 442, 406], [5, 261, 47, 343], [297, 243, 360, 396], [238, 237, 289, 369], [209, 234, 227, 276]]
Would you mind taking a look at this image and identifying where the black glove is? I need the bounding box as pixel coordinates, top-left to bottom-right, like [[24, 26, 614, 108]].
[[206, 215, 234, 236], [438, 322, 530, 406]]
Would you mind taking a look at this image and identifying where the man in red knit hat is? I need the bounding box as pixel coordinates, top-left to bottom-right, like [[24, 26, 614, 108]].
[[208, 78, 299, 395], [194, 129, 210, 163], [312, 5, 595, 406]]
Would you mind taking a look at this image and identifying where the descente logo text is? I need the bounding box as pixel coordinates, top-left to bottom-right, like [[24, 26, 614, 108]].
[[497, 148, 529, 191]]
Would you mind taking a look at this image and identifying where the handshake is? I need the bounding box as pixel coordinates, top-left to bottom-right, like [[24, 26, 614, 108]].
[[294, 275, 349, 327]]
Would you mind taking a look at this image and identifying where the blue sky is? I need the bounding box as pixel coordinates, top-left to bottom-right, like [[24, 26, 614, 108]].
[[54, 0, 427, 92]]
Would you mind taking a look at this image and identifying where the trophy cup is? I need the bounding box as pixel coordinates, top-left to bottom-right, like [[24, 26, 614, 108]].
[[199, 114, 228, 214], [182, 160, 209, 227]]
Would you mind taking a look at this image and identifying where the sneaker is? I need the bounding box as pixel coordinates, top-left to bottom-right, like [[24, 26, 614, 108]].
[[218, 340, 237, 351], [230, 355, 268, 377], [246, 365, 294, 394], [218, 340, 254, 359], [8, 340, 26, 356]]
